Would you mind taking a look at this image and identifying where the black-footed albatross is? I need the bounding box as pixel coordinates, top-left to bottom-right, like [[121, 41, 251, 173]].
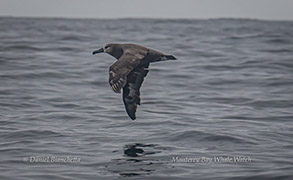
[[92, 43, 176, 120]]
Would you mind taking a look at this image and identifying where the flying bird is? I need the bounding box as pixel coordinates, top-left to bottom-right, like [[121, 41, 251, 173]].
[[92, 43, 176, 120]]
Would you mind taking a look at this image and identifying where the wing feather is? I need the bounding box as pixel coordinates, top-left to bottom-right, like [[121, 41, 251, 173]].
[[122, 63, 149, 120], [108, 51, 146, 93]]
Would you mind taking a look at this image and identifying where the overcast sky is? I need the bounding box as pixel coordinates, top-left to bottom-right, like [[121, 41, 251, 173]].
[[0, 0, 292, 20]]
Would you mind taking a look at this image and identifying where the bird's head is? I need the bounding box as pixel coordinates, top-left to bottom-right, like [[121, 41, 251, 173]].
[[92, 44, 112, 54], [92, 43, 123, 59]]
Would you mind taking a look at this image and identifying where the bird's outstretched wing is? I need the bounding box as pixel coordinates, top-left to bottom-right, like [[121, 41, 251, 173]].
[[123, 63, 149, 120], [108, 50, 146, 93]]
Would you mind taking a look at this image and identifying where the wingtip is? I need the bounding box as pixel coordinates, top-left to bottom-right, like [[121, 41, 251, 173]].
[[127, 114, 136, 120], [127, 110, 136, 120]]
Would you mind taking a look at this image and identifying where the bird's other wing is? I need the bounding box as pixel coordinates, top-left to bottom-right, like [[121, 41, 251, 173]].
[[108, 50, 146, 93], [122, 63, 149, 120]]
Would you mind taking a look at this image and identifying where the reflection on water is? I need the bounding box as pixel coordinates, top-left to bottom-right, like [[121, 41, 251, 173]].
[[124, 143, 145, 157], [124, 143, 161, 157], [107, 143, 163, 177]]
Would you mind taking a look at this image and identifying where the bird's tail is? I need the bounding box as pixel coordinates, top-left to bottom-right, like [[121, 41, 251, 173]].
[[164, 55, 177, 60]]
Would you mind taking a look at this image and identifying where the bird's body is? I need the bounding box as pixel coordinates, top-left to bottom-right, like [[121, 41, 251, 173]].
[[93, 43, 176, 120]]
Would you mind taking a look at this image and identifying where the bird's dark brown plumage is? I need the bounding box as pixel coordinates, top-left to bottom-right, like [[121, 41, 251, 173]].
[[92, 43, 176, 120]]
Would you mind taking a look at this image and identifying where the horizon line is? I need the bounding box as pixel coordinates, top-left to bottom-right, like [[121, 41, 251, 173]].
[[0, 15, 292, 22]]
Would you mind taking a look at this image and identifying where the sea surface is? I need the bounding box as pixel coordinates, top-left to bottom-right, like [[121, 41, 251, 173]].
[[0, 17, 293, 180]]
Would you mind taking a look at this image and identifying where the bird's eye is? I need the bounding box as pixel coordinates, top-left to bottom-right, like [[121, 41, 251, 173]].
[[105, 45, 110, 49]]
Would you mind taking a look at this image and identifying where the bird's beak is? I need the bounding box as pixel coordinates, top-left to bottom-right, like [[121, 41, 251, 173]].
[[92, 48, 104, 55]]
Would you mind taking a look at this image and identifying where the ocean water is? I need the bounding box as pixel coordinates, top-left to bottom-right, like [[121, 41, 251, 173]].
[[0, 17, 293, 180]]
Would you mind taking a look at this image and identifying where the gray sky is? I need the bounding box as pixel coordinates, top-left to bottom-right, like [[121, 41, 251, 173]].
[[0, 0, 293, 20]]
